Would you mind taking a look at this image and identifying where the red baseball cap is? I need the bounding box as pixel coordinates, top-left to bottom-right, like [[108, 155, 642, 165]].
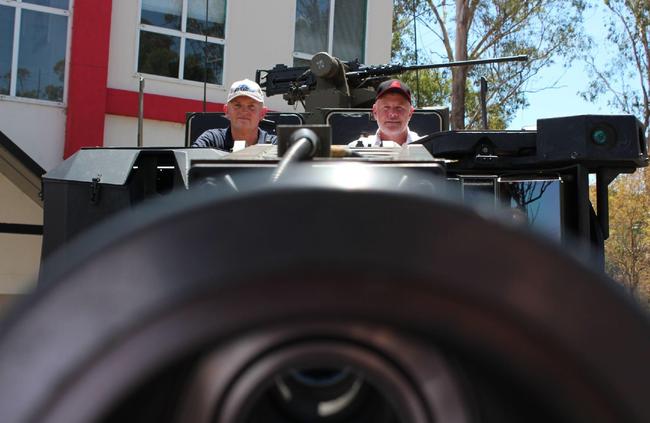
[[376, 79, 412, 103]]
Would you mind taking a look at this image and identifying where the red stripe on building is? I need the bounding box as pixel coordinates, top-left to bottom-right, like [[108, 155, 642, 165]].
[[64, 0, 113, 158], [105, 89, 224, 123], [64, 2, 225, 157]]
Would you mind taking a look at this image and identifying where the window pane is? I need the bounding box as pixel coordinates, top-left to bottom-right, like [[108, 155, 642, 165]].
[[187, 0, 226, 38], [503, 180, 563, 241], [141, 0, 182, 30], [138, 31, 180, 78], [0, 6, 14, 95], [16, 10, 67, 102], [332, 0, 365, 61], [293, 57, 311, 67], [22, 0, 69, 9], [294, 0, 329, 55], [184, 39, 223, 85]]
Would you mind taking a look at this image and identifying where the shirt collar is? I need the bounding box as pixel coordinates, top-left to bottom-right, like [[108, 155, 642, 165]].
[[374, 127, 419, 145]]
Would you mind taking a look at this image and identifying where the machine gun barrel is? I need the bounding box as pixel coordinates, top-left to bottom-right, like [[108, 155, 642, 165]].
[[256, 53, 528, 109], [346, 55, 528, 79]]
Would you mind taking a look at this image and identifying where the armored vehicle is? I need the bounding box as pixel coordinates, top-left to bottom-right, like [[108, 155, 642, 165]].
[[0, 53, 648, 423]]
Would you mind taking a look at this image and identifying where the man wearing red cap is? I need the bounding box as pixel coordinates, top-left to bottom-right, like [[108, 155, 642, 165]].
[[350, 79, 420, 147]]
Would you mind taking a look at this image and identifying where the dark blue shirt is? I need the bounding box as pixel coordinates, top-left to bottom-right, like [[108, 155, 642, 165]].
[[191, 127, 277, 150]]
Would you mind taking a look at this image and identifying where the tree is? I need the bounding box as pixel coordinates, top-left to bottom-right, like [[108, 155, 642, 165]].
[[581, 0, 650, 132], [1, 71, 9, 95], [507, 181, 553, 223], [15, 67, 30, 94], [580, 1, 650, 306], [603, 169, 650, 303], [391, 3, 453, 110], [53, 59, 65, 82], [392, 0, 587, 129]]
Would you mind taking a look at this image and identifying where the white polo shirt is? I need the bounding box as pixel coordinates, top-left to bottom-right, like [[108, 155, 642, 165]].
[[348, 128, 421, 147]]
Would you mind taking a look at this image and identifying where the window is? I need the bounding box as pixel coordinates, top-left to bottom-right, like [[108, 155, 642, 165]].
[[293, 0, 366, 66], [0, 0, 70, 103], [138, 0, 226, 85]]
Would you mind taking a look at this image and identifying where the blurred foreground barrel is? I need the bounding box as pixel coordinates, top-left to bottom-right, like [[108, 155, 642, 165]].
[[1, 166, 649, 423]]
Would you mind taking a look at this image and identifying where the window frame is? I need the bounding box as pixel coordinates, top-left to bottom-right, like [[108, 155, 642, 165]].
[[0, 0, 73, 107], [135, 0, 227, 87], [293, 0, 368, 64]]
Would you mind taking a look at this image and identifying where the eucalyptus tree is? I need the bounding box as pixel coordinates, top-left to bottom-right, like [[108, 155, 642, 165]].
[[393, 0, 587, 129], [582, 0, 650, 133]]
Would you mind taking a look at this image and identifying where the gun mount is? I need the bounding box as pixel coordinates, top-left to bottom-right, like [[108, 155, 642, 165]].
[[255, 52, 527, 120]]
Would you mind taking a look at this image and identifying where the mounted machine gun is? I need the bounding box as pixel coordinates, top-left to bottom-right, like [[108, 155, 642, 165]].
[[255, 52, 528, 121]]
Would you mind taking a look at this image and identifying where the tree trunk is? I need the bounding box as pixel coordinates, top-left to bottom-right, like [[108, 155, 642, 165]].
[[451, 0, 470, 129]]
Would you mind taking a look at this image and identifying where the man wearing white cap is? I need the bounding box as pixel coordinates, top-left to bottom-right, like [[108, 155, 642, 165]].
[[192, 79, 277, 149]]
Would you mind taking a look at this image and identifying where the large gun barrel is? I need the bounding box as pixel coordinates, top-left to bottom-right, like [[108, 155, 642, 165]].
[[256, 53, 528, 111], [345, 55, 528, 80]]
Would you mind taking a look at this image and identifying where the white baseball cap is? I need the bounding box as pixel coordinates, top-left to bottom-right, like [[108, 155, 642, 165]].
[[227, 79, 264, 104]]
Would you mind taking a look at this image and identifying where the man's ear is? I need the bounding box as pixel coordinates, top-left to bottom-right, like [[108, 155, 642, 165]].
[[260, 106, 268, 118], [371, 103, 378, 120], [223, 104, 229, 114]]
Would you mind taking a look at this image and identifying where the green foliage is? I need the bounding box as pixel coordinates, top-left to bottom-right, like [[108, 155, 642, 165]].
[[392, 0, 587, 129], [138, 32, 179, 78], [598, 169, 650, 306], [391, 1, 415, 63], [54, 60, 65, 82], [1, 72, 10, 95], [399, 69, 450, 107], [44, 85, 63, 102]]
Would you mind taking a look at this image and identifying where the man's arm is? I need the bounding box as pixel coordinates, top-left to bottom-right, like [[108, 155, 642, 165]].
[[191, 128, 227, 149], [258, 129, 278, 145]]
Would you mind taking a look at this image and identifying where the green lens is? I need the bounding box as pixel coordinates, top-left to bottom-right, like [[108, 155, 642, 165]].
[[592, 129, 608, 145]]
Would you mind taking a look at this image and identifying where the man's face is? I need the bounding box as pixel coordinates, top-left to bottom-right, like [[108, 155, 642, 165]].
[[224, 96, 266, 132], [372, 92, 414, 140]]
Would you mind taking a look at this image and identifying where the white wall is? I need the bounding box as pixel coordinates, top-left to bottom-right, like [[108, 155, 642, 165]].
[[103, 115, 185, 148], [0, 1, 394, 172], [108, 0, 301, 110], [0, 233, 40, 294], [108, 0, 229, 103], [224, 0, 296, 112], [0, 174, 42, 225], [0, 99, 66, 171], [107, 0, 394, 114], [0, 173, 42, 297], [365, 0, 394, 64]]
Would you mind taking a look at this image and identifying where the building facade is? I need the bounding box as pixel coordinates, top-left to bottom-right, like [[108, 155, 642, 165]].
[[0, 0, 394, 307]]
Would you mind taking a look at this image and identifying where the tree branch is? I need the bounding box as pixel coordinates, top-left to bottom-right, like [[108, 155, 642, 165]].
[[425, 0, 454, 60]]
